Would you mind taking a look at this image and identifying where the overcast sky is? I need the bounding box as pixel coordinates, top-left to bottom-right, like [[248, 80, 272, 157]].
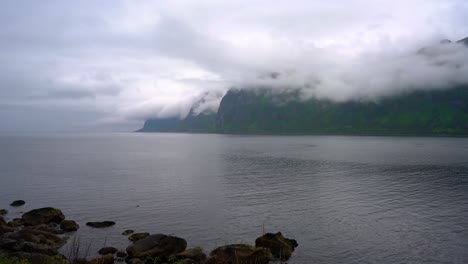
[[1, 0, 468, 132]]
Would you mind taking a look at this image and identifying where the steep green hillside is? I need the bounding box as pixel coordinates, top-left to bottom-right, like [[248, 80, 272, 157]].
[[139, 86, 468, 135], [215, 86, 468, 135]]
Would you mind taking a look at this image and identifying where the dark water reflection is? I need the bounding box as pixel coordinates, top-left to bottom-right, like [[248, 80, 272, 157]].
[[1, 133, 468, 263]]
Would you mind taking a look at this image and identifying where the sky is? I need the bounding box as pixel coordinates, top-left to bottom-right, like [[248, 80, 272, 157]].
[[1, 0, 468, 132]]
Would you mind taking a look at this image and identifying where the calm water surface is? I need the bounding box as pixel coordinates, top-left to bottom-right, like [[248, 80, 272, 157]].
[[1, 133, 468, 263]]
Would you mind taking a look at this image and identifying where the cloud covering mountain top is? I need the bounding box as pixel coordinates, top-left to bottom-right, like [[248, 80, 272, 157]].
[[1, 0, 468, 131]]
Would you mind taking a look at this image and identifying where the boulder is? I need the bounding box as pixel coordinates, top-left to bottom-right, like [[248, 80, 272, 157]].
[[128, 232, 149, 242], [98, 247, 118, 255], [86, 221, 115, 228], [4, 229, 68, 248], [1, 240, 60, 256], [115, 251, 127, 260], [1, 229, 68, 256], [122, 229, 134, 235], [126, 234, 187, 259], [208, 244, 272, 264], [0, 219, 15, 234], [176, 246, 207, 262], [0, 209, 8, 215], [60, 220, 80, 232], [34, 224, 66, 235], [7, 218, 23, 228], [47, 222, 60, 229], [10, 200, 25, 207], [255, 232, 298, 260], [21, 207, 65, 226]]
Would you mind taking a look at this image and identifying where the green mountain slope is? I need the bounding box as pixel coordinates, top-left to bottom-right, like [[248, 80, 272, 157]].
[[138, 86, 468, 135], [215, 86, 468, 135]]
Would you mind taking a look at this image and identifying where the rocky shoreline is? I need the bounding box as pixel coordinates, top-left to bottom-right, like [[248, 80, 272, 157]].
[[1, 202, 298, 264]]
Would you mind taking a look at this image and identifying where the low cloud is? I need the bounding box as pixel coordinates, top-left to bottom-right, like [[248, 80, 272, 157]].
[[241, 40, 468, 102], [1, 0, 468, 131]]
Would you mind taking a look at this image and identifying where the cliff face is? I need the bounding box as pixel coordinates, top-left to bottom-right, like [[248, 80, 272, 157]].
[[214, 86, 468, 135], [139, 85, 468, 135]]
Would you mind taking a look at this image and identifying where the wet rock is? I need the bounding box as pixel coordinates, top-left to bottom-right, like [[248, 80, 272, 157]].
[[122, 229, 134, 235], [10, 200, 25, 207], [176, 246, 207, 262], [0, 234, 65, 256], [60, 219, 80, 232], [0, 221, 15, 234], [4, 229, 68, 249], [208, 244, 272, 264], [126, 234, 187, 259], [255, 232, 298, 260], [0, 216, 6, 225], [115, 251, 127, 260], [98, 247, 118, 255], [86, 221, 115, 228], [128, 232, 149, 242], [47, 222, 60, 229], [21, 207, 65, 226], [0, 209, 8, 215], [4, 240, 60, 256], [7, 218, 23, 228], [34, 224, 66, 235]]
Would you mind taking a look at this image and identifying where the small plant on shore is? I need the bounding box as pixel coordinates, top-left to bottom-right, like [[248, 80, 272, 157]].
[[64, 236, 93, 263]]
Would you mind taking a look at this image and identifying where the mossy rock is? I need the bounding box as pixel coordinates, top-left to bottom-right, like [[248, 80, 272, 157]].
[[255, 232, 298, 260], [7, 218, 24, 228], [208, 244, 272, 264], [122, 229, 134, 235], [176, 246, 207, 262], [126, 234, 187, 259], [35, 224, 66, 235], [4, 229, 68, 254], [21, 207, 65, 226], [128, 232, 149, 242], [115, 251, 127, 260], [59, 220, 79, 232], [0, 217, 15, 234]]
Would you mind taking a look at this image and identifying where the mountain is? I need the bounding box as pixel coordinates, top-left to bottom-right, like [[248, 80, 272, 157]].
[[137, 111, 217, 133], [138, 37, 468, 135], [457, 37, 468, 46], [214, 86, 468, 135], [138, 85, 468, 135]]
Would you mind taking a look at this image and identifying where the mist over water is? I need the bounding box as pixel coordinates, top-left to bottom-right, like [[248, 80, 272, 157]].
[[1, 133, 468, 263]]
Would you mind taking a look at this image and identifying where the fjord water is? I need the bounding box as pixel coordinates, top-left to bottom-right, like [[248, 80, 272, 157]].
[[1, 133, 468, 263]]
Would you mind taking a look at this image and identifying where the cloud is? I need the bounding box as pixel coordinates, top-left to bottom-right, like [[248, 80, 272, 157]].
[[0, 0, 468, 131], [241, 40, 468, 102]]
